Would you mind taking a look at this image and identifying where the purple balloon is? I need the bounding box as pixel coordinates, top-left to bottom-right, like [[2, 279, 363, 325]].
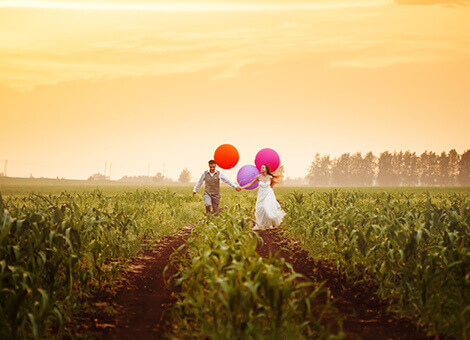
[[255, 148, 280, 172], [237, 165, 260, 190]]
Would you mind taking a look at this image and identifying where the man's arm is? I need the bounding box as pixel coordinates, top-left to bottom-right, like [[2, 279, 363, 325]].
[[193, 172, 205, 194], [219, 172, 240, 190]]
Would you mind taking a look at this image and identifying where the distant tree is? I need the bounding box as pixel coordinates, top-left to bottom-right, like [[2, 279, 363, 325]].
[[331, 153, 351, 186], [306, 154, 320, 186], [118, 173, 173, 182], [362, 152, 377, 186], [154, 172, 166, 183], [88, 173, 108, 181], [178, 168, 192, 183], [348, 152, 376, 186], [318, 155, 332, 185], [305, 149, 465, 187], [402, 151, 419, 186], [307, 153, 331, 186], [418, 151, 427, 185], [420, 151, 439, 186], [457, 150, 470, 186], [349, 152, 363, 186], [438, 151, 451, 186], [448, 149, 460, 186], [428, 151, 439, 185], [392, 151, 404, 186], [377, 151, 395, 186]]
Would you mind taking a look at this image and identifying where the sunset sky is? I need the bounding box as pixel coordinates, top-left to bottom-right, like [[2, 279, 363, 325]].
[[0, 0, 469, 181]]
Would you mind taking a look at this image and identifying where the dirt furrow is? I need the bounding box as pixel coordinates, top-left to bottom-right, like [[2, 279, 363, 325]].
[[255, 229, 432, 340], [89, 225, 433, 340], [90, 226, 193, 339]]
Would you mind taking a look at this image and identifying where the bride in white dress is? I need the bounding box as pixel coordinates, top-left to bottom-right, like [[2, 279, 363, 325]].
[[241, 164, 286, 230]]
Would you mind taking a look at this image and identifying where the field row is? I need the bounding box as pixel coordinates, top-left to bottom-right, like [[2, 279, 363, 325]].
[[281, 190, 470, 337], [166, 208, 342, 339], [0, 190, 201, 338], [1, 188, 469, 338]]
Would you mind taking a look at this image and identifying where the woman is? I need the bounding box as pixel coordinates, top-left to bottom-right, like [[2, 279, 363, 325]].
[[241, 164, 286, 230]]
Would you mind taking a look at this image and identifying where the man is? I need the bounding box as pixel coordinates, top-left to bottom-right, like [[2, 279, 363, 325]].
[[193, 160, 241, 214]]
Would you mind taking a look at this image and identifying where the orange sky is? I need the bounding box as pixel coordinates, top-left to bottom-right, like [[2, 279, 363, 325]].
[[0, 0, 469, 180]]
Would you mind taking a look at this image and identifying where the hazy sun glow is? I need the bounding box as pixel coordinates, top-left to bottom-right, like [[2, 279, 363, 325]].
[[0, 0, 468, 181], [0, 0, 389, 11]]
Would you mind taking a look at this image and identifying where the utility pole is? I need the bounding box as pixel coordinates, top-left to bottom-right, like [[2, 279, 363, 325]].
[[104, 161, 107, 177], [4, 160, 7, 177], [109, 162, 112, 180]]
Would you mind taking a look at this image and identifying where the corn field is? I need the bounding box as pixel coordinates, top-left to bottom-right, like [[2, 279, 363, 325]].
[[0, 190, 201, 338], [1, 187, 469, 338], [282, 190, 470, 337], [166, 207, 344, 339]]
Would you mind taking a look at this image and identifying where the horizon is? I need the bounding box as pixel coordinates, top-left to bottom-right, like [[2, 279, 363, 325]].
[[1, 148, 467, 182]]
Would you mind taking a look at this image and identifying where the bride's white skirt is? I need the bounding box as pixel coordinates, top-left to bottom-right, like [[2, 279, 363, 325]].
[[254, 184, 286, 229]]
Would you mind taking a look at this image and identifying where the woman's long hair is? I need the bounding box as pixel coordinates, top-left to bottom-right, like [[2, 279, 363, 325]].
[[263, 164, 282, 187]]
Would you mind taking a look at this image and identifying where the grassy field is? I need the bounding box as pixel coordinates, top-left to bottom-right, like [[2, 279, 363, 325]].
[[0, 188, 203, 338], [1, 177, 469, 338], [280, 190, 470, 337], [2, 176, 469, 196]]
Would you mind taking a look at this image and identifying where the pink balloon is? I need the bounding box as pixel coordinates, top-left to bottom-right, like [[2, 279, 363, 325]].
[[237, 165, 260, 190], [255, 148, 280, 172]]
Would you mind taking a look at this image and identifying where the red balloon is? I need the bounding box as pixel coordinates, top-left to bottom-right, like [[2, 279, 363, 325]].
[[214, 144, 239, 169]]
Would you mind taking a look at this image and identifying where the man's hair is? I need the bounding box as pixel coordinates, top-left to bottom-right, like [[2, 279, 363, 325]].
[[208, 160, 217, 165]]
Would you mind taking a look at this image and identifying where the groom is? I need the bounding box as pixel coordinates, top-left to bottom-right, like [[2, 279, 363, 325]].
[[193, 160, 241, 214]]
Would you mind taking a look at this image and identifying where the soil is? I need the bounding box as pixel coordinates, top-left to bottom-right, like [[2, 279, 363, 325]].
[[255, 229, 433, 340], [87, 226, 436, 340], [87, 225, 193, 339]]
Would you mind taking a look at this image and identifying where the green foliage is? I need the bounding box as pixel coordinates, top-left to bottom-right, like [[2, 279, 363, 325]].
[[167, 207, 343, 339], [2, 185, 468, 338], [282, 190, 470, 338], [0, 189, 200, 339]]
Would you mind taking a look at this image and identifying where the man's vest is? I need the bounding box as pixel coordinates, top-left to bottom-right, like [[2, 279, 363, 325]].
[[205, 171, 220, 195]]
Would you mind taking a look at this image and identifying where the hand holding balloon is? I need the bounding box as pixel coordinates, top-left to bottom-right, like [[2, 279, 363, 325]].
[[240, 176, 259, 190], [237, 165, 260, 190]]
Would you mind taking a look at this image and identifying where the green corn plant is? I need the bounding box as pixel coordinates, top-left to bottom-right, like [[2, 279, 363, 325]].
[[0, 189, 200, 338], [281, 190, 470, 338], [166, 207, 344, 340]]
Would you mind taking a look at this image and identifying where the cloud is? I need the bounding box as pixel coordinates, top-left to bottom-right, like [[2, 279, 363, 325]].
[[2, 30, 468, 90], [1, 5, 469, 91], [330, 36, 469, 68], [0, 25, 317, 89], [394, 0, 469, 6], [0, 0, 389, 11], [277, 23, 312, 30], [0, 29, 33, 48]]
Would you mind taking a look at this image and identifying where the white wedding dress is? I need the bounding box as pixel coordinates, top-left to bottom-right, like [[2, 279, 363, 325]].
[[254, 181, 286, 229]]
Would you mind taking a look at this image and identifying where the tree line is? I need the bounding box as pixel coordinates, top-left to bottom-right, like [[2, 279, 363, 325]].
[[306, 149, 470, 187], [88, 168, 192, 183]]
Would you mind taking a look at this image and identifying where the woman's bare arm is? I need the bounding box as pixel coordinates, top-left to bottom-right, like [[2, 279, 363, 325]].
[[241, 175, 260, 189]]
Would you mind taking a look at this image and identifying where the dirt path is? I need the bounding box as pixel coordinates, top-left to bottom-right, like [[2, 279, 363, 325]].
[[255, 229, 432, 340], [90, 225, 193, 339], [88, 225, 432, 339]]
